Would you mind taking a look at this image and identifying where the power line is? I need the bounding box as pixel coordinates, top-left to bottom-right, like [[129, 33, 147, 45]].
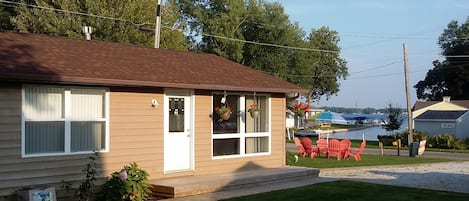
[[4, 0, 460, 57], [1, 0, 340, 54], [343, 26, 444, 50], [346, 69, 428, 80], [0, 0, 151, 26], [201, 33, 339, 53], [4, 0, 464, 80], [349, 61, 401, 74], [341, 34, 435, 40]]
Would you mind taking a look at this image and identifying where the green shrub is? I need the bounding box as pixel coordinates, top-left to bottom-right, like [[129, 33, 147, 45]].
[[454, 138, 469, 150], [62, 152, 99, 201], [99, 163, 151, 201], [286, 151, 298, 165], [393, 131, 429, 146], [393, 131, 468, 150], [377, 135, 397, 146], [429, 134, 456, 149], [412, 132, 429, 142]]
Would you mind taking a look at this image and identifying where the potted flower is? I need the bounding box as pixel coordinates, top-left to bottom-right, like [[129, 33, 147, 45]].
[[292, 103, 309, 117], [247, 103, 261, 118], [215, 105, 233, 120]]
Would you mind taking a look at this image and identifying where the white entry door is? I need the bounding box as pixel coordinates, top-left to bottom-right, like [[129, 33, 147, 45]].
[[164, 91, 193, 172]]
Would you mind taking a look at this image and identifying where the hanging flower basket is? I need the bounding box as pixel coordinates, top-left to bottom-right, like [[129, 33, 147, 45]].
[[249, 110, 260, 118], [215, 105, 233, 121], [220, 111, 232, 120], [248, 103, 261, 118], [295, 110, 306, 117], [292, 103, 309, 118]]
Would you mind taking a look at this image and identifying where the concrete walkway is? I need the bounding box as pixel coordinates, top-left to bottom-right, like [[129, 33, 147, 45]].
[[161, 146, 469, 201]]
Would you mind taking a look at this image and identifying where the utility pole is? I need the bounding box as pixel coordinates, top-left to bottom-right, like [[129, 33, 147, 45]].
[[154, 0, 162, 48], [403, 43, 413, 145]]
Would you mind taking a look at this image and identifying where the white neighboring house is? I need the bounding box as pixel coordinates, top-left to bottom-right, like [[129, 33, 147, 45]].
[[308, 107, 325, 117], [285, 106, 324, 129], [414, 110, 469, 139], [412, 96, 469, 128]]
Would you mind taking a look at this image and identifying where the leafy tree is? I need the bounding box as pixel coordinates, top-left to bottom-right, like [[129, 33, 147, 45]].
[[362, 107, 377, 114], [177, 0, 348, 102], [242, 1, 304, 80], [159, 0, 191, 51], [11, 0, 190, 49], [414, 18, 469, 101], [382, 103, 402, 133], [296, 27, 348, 104], [0, 4, 15, 30], [176, 0, 248, 61]]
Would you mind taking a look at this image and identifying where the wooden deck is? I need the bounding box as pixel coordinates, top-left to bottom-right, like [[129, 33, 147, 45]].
[[150, 166, 319, 198]]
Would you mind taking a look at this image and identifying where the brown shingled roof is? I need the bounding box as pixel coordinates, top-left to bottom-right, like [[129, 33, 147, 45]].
[[450, 100, 469, 109], [0, 31, 308, 93]]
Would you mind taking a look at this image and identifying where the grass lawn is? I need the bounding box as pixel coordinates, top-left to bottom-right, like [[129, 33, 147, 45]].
[[288, 152, 453, 169], [221, 180, 469, 201], [287, 138, 382, 149], [426, 148, 469, 153], [287, 138, 469, 153]]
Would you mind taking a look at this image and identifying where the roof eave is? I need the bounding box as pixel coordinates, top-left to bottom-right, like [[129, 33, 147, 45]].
[[414, 119, 457, 122], [1, 74, 309, 94]]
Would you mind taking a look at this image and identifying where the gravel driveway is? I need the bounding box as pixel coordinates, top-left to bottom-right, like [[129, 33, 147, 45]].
[[320, 161, 469, 193]]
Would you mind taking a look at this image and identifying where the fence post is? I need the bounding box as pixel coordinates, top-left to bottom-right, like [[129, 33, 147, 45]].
[[379, 141, 384, 156], [397, 139, 401, 156]]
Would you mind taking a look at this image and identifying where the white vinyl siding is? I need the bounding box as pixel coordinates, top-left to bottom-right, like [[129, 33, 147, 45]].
[[22, 85, 109, 157]]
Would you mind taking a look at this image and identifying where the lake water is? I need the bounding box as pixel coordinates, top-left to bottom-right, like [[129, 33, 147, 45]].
[[328, 114, 409, 141], [328, 126, 388, 141]]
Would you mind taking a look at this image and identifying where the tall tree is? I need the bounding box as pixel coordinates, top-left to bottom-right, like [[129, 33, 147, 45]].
[[0, 4, 15, 30], [414, 17, 469, 101], [242, 1, 304, 80], [177, 0, 348, 102], [382, 103, 402, 133], [159, 0, 191, 51], [295, 27, 348, 103], [11, 0, 190, 49], [176, 0, 247, 61]]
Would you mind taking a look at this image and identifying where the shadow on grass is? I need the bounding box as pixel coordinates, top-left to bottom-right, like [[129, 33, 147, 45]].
[[221, 180, 469, 201]]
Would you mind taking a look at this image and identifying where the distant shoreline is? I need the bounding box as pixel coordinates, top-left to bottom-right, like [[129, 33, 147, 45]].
[[315, 125, 375, 134]]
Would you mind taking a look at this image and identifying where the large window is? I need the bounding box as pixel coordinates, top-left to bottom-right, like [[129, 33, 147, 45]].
[[212, 93, 270, 157], [22, 85, 109, 157]]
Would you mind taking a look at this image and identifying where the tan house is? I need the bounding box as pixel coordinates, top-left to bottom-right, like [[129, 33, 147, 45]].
[[412, 96, 469, 138], [0, 31, 307, 196]]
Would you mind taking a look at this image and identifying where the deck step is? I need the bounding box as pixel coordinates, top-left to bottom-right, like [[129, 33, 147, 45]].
[[150, 166, 319, 198]]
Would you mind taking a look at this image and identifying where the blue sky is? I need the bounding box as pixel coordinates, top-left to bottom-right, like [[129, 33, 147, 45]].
[[270, 0, 469, 109]]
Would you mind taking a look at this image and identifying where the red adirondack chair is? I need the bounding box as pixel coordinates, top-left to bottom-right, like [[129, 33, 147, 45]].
[[301, 137, 317, 158], [339, 139, 352, 160], [327, 139, 341, 160], [294, 137, 307, 157], [346, 140, 366, 161], [316, 138, 328, 158]]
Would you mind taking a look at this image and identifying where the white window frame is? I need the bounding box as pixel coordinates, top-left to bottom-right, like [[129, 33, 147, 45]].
[[21, 85, 110, 158], [211, 92, 272, 159]]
